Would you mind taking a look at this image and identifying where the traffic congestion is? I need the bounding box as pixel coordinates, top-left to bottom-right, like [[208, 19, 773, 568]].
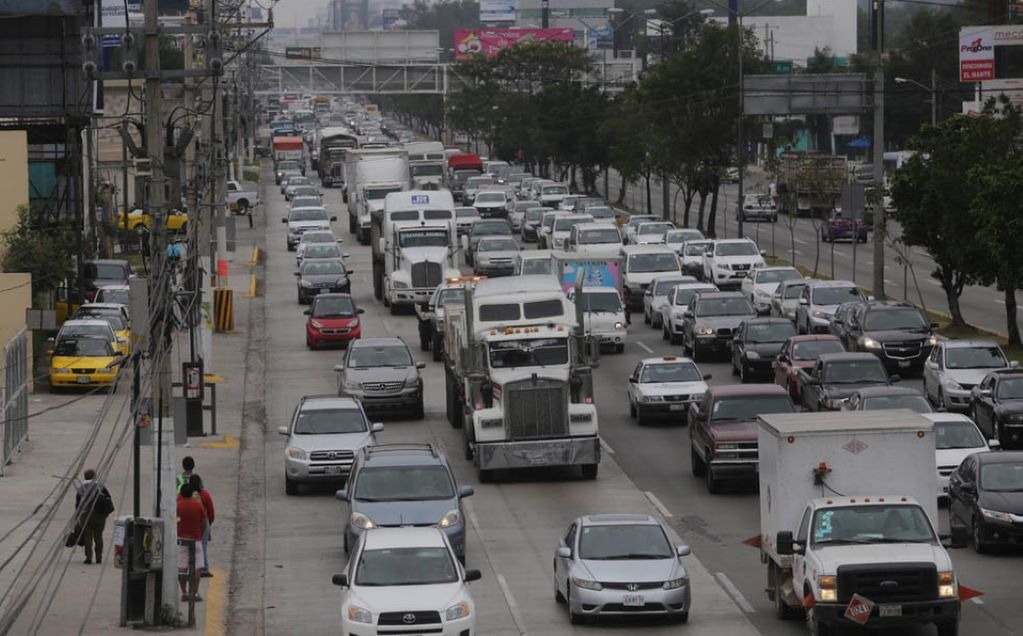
[[261, 95, 1023, 636]]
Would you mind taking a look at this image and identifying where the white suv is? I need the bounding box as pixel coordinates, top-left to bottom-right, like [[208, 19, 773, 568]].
[[333, 527, 481, 636], [701, 239, 765, 289]]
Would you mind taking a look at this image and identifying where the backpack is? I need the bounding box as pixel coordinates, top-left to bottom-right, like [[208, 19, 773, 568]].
[[95, 489, 114, 516]]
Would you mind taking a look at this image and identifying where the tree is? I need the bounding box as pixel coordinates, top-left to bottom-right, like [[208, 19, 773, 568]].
[[1, 207, 75, 298], [400, 0, 480, 51]]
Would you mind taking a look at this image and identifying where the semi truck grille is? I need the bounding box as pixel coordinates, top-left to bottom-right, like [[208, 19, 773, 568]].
[[837, 563, 937, 604], [504, 377, 569, 440], [411, 261, 443, 288]]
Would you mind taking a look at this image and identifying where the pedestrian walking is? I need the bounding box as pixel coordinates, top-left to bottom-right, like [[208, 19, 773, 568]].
[[177, 456, 194, 493], [177, 482, 205, 602], [75, 469, 114, 565], [188, 474, 215, 577]]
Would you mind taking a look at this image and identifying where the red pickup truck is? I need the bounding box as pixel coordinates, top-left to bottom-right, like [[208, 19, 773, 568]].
[[772, 334, 845, 401], [688, 384, 794, 493]]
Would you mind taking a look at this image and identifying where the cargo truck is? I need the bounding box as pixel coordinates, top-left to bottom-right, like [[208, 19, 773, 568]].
[[775, 152, 847, 217], [758, 411, 962, 636], [405, 140, 447, 189], [343, 148, 410, 245], [381, 223, 461, 315], [272, 135, 305, 172], [372, 190, 456, 301], [317, 128, 359, 187], [442, 275, 601, 482]]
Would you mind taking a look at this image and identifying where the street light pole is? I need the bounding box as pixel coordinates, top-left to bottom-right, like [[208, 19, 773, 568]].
[[931, 67, 937, 126], [736, 13, 745, 239]]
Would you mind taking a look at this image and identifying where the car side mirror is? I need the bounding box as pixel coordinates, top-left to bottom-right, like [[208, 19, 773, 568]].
[[804, 377, 820, 386], [929, 322, 939, 328], [281, 218, 288, 223], [703, 373, 712, 380], [889, 374, 901, 383], [989, 438, 1001, 449], [777, 355, 788, 363], [416, 362, 426, 370], [628, 377, 637, 384], [683, 310, 693, 318], [371, 422, 384, 433], [556, 546, 572, 559], [464, 569, 482, 583], [332, 573, 349, 587], [776, 531, 794, 555], [460, 485, 475, 498], [335, 489, 349, 502], [303, 309, 311, 315], [357, 308, 365, 314], [333, 364, 345, 373], [676, 544, 691, 557], [1011, 361, 1020, 369], [276, 426, 289, 436], [294, 272, 301, 277], [799, 298, 809, 305]]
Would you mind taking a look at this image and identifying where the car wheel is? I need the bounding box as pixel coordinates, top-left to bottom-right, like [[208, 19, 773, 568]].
[[806, 604, 830, 636], [706, 463, 721, 494], [629, 398, 636, 419], [669, 331, 681, 345], [389, 302, 398, 316], [938, 388, 945, 410], [306, 334, 314, 350], [675, 612, 689, 624], [413, 398, 425, 420], [972, 516, 988, 554], [554, 569, 566, 603], [432, 337, 444, 362], [731, 353, 739, 376], [662, 322, 669, 341], [774, 563, 797, 620], [615, 343, 625, 353], [936, 620, 960, 636], [690, 446, 706, 477], [653, 314, 662, 329], [636, 407, 646, 427], [739, 362, 749, 384], [692, 344, 703, 363], [580, 464, 598, 480], [644, 309, 651, 325], [343, 533, 350, 554], [285, 478, 298, 496]]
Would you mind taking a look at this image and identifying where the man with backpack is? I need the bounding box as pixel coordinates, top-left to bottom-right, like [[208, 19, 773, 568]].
[[75, 468, 114, 564]]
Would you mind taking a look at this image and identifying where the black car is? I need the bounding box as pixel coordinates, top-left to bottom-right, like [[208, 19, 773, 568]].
[[843, 386, 933, 413], [846, 301, 937, 375], [730, 318, 796, 382], [681, 291, 755, 363], [948, 451, 1023, 552], [295, 259, 352, 304], [970, 369, 1023, 448]]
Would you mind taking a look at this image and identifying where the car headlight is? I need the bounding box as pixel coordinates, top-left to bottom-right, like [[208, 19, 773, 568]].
[[696, 326, 714, 336], [641, 395, 664, 403], [405, 376, 422, 389], [573, 578, 603, 591], [981, 508, 1013, 523], [350, 318, 359, 328], [926, 336, 939, 346], [663, 576, 689, 590], [755, 288, 769, 298], [812, 310, 825, 318], [445, 601, 471, 621], [860, 337, 881, 350], [818, 575, 837, 602], [347, 605, 373, 623], [942, 378, 963, 390], [53, 367, 71, 374], [1008, 413, 1023, 424], [300, 280, 313, 288], [745, 351, 761, 360], [938, 571, 957, 599], [350, 512, 376, 529], [438, 509, 461, 528], [286, 447, 307, 460], [310, 320, 324, 329], [392, 280, 409, 289], [716, 262, 730, 270], [614, 321, 624, 330], [342, 378, 360, 391]]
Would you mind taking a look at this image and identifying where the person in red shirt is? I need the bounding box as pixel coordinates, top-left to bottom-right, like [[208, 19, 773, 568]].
[[188, 474, 215, 577], [176, 483, 206, 602]]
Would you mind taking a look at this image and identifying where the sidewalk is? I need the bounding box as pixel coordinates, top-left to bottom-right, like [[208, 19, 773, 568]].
[[0, 206, 263, 634]]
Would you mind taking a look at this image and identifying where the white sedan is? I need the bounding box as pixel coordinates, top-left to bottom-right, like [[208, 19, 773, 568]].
[[923, 413, 991, 500], [627, 355, 710, 426], [740, 266, 802, 314]]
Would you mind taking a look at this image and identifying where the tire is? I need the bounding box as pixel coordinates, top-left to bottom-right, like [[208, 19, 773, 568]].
[[636, 407, 646, 427], [669, 332, 681, 345], [773, 563, 797, 620], [343, 533, 350, 554], [652, 314, 662, 329], [348, 214, 356, 234], [644, 309, 651, 325], [739, 361, 749, 384], [580, 464, 598, 480], [662, 322, 669, 341], [806, 604, 830, 636], [413, 399, 425, 420], [675, 612, 689, 624], [389, 302, 398, 315], [731, 354, 740, 376], [938, 388, 945, 411], [629, 399, 636, 419], [478, 469, 493, 483], [706, 464, 721, 494], [972, 517, 988, 554], [285, 478, 298, 496], [690, 446, 706, 477], [692, 344, 703, 363], [936, 621, 960, 636], [615, 343, 625, 353], [432, 336, 444, 362], [554, 572, 566, 603]]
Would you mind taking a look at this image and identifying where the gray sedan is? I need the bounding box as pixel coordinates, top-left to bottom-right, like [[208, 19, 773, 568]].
[[554, 514, 691, 624]]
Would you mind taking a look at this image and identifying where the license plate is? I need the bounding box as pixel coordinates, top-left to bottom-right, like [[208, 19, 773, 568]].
[[324, 465, 343, 475], [898, 360, 911, 368], [623, 595, 645, 607], [669, 404, 685, 411], [77, 376, 91, 384], [879, 604, 901, 617]]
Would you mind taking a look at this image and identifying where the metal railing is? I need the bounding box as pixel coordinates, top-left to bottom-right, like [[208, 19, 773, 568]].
[[1, 328, 29, 475]]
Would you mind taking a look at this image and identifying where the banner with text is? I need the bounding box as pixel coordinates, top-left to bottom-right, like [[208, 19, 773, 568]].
[[480, 0, 517, 23], [455, 28, 575, 60], [959, 28, 995, 82]]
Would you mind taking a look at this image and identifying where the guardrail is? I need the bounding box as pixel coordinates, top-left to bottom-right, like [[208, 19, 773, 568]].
[[1, 328, 29, 475]]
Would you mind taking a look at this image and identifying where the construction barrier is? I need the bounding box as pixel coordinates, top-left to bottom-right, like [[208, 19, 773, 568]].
[[246, 274, 257, 298], [213, 288, 234, 332], [250, 246, 261, 266]]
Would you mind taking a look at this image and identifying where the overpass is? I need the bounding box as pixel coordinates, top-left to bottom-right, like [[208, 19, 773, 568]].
[[254, 62, 468, 95]]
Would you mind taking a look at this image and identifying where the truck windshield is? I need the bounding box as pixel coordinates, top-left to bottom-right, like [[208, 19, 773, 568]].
[[366, 186, 403, 200], [811, 505, 935, 546], [436, 288, 465, 307], [627, 253, 679, 273], [710, 395, 793, 421], [411, 164, 444, 176], [577, 291, 621, 313], [399, 229, 449, 248], [715, 242, 758, 257], [489, 338, 569, 368], [823, 360, 888, 383]]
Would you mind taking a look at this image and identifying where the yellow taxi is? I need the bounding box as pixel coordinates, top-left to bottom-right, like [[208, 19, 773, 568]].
[[49, 336, 123, 390], [72, 305, 131, 355], [117, 208, 189, 234]]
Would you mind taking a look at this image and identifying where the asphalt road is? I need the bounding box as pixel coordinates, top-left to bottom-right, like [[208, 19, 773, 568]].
[[255, 171, 1023, 636], [605, 170, 1021, 339]]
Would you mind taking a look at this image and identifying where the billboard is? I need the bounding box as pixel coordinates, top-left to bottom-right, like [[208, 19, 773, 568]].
[[959, 29, 995, 82], [587, 26, 613, 50], [285, 47, 322, 60], [480, 0, 517, 23], [454, 28, 575, 60], [382, 8, 401, 30]]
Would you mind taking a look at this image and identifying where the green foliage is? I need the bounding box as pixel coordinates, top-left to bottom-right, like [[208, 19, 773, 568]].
[[1, 207, 75, 297]]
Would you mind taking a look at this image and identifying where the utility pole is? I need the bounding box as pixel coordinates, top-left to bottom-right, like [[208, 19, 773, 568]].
[[542, 0, 550, 28], [736, 13, 746, 239], [871, 0, 885, 299], [142, 0, 179, 617], [931, 67, 937, 126]]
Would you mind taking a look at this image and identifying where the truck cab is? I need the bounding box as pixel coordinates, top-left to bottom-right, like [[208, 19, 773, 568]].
[[567, 286, 628, 353], [372, 190, 456, 301], [405, 141, 447, 189], [382, 224, 460, 314]]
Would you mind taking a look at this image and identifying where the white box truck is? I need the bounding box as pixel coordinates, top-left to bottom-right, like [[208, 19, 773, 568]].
[[758, 410, 961, 636], [343, 148, 410, 244]]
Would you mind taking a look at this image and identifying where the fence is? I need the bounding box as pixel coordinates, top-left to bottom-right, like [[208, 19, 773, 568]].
[[1, 328, 28, 475]]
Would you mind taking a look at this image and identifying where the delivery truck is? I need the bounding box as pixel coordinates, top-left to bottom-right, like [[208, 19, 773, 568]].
[[758, 410, 961, 636], [552, 252, 628, 352]]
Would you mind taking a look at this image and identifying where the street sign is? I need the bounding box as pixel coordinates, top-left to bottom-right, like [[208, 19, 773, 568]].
[[771, 60, 793, 75], [762, 123, 773, 139], [841, 183, 866, 220]]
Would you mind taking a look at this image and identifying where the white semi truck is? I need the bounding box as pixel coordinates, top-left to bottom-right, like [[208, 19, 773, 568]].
[[343, 148, 410, 245], [382, 223, 461, 315], [404, 140, 447, 189], [758, 411, 961, 636], [372, 190, 456, 302], [443, 275, 602, 482]]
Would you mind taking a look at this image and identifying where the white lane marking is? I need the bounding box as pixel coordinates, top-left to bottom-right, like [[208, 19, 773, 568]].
[[715, 572, 757, 613], [644, 491, 673, 518], [884, 279, 896, 285], [463, 500, 481, 533], [496, 574, 530, 635], [793, 238, 808, 245], [794, 250, 804, 256], [994, 298, 1006, 305], [637, 341, 654, 354], [972, 597, 985, 605], [599, 436, 616, 455], [926, 279, 941, 286]]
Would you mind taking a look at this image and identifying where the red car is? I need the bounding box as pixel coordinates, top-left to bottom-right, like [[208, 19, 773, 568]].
[[773, 334, 845, 401], [304, 293, 363, 349]]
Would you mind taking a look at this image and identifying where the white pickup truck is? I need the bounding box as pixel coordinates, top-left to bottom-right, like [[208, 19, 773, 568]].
[[227, 180, 260, 214]]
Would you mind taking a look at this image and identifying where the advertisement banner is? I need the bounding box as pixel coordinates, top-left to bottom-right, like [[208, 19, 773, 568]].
[[959, 28, 995, 82], [480, 0, 517, 23], [382, 8, 402, 30], [560, 260, 621, 295], [587, 26, 613, 50], [455, 28, 575, 60]]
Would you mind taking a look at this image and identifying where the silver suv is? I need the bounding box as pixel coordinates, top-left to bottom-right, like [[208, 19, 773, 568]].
[[334, 337, 426, 419], [278, 395, 383, 496]]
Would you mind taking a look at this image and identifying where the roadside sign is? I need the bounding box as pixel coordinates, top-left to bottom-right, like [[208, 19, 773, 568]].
[[844, 594, 874, 625], [771, 60, 793, 75]]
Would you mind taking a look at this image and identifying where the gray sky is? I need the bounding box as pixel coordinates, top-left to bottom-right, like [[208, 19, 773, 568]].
[[273, 0, 324, 28]]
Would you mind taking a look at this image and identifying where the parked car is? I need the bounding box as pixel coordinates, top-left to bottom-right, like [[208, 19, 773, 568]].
[[923, 339, 1013, 412], [773, 334, 846, 401], [277, 395, 381, 495], [335, 338, 426, 419], [969, 368, 1023, 448], [49, 336, 122, 391], [925, 413, 991, 501], [729, 317, 797, 382], [680, 291, 755, 362], [846, 300, 937, 375], [304, 293, 364, 349], [948, 450, 1023, 552], [553, 514, 692, 624], [627, 355, 710, 425]]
